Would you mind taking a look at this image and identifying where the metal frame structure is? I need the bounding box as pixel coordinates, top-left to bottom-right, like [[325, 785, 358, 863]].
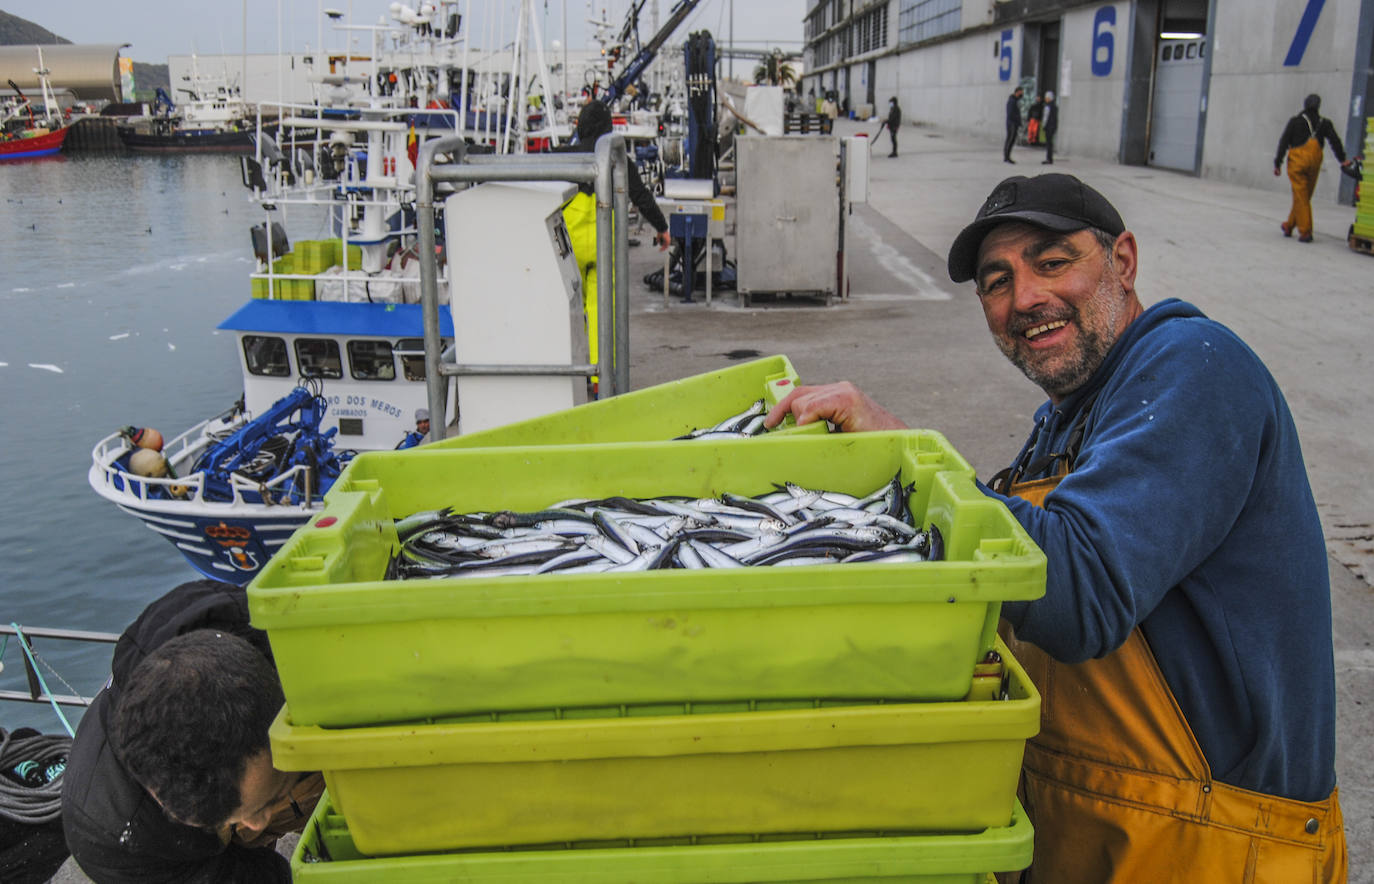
[[416, 134, 632, 441], [0, 624, 118, 708]]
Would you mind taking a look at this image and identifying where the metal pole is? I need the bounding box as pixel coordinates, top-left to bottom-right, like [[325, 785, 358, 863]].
[[729, 0, 734, 81], [594, 132, 617, 395], [416, 135, 470, 441], [611, 136, 630, 395]]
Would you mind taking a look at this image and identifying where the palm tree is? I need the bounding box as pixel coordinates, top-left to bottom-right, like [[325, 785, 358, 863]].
[[752, 50, 797, 87]]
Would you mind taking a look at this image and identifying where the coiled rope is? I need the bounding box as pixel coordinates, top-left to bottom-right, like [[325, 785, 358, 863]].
[[0, 730, 69, 824]]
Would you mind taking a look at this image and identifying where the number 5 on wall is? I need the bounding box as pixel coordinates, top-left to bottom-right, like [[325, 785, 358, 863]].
[[999, 29, 1013, 82]]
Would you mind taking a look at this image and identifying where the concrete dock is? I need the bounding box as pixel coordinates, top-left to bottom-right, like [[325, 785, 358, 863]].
[[52, 118, 1373, 880]]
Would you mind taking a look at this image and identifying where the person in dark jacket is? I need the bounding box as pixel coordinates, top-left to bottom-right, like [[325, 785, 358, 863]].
[[562, 99, 669, 246], [762, 173, 1347, 881], [62, 580, 323, 884], [1038, 90, 1058, 164], [1274, 93, 1351, 241], [559, 99, 671, 324], [877, 96, 901, 157], [1003, 86, 1023, 163]]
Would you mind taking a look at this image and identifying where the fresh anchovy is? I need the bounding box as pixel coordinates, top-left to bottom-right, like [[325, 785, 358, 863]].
[[591, 511, 640, 556], [674, 399, 776, 440], [388, 476, 941, 580]]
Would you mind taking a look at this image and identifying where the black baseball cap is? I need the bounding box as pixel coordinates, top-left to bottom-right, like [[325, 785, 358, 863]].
[[946, 174, 1125, 283]]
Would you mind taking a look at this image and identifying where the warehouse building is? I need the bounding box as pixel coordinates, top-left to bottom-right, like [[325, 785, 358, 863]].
[[802, 0, 1374, 203]]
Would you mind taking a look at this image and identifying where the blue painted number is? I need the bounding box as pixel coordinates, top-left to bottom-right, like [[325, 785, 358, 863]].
[[999, 29, 1013, 81], [1284, 0, 1325, 66], [1091, 6, 1115, 77]]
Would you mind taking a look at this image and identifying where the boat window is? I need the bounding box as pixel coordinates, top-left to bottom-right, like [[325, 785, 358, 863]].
[[243, 335, 290, 377], [295, 338, 343, 379], [396, 337, 426, 381], [348, 340, 396, 380]]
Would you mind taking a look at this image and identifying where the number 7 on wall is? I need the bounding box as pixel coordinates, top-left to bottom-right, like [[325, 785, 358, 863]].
[[1283, 0, 1325, 67]]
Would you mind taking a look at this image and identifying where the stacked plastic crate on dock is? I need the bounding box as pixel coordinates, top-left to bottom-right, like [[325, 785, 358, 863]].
[[1353, 118, 1374, 252], [245, 356, 1046, 881]]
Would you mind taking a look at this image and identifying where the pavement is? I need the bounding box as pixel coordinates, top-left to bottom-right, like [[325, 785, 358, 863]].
[[51, 119, 1374, 881]]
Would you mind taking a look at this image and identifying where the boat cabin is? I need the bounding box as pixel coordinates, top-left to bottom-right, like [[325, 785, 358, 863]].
[[218, 299, 454, 452]]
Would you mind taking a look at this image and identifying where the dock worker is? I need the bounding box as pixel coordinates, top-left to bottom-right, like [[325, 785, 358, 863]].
[[1274, 93, 1352, 242], [764, 173, 1347, 881], [558, 99, 669, 370], [62, 579, 324, 883], [396, 407, 430, 449]]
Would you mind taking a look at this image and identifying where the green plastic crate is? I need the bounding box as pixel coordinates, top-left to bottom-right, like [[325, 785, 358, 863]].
[[432, 355, 824, 449], [249, 432, 1045, 727], [273, 640, 1036, 855], [291, 793, 1030, 882]]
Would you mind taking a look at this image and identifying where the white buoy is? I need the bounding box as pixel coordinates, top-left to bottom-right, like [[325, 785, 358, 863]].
[[129, 448, 170, 478]]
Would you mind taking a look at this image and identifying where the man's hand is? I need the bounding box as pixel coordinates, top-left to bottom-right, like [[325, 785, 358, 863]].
[[654, 230, 671, 251], [1274, 166, 1281, 176], [763, 382, 908, 433]]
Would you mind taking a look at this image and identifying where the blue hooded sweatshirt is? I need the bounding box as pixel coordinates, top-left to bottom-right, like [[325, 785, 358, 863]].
[[988, 299, 1336, 802]]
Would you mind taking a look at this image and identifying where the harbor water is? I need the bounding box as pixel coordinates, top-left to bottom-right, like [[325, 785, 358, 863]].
[[0, 153, 308, 734]]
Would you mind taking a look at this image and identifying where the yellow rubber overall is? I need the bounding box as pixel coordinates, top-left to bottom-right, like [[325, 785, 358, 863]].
[[1285, 136, 1324, 238], [1000, 474, 1348, 883]]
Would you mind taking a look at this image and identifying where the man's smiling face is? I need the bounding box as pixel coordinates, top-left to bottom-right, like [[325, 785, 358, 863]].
[[974, 223, 1142, 403]]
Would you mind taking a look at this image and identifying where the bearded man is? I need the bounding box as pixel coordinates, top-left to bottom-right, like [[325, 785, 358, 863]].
[[765, 174, 1348, 882]]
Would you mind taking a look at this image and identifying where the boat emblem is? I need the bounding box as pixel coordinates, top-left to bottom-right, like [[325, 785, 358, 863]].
[[223, 544, 261, 572], [206, 521, 252, 540], [204, 522, 262, 571]]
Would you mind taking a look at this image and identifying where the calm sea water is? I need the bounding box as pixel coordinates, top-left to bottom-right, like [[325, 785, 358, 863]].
[[0, 152, 322, 734]]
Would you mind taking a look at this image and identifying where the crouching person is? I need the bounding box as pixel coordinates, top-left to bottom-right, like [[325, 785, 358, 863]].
[[62, 579, 323, 883]]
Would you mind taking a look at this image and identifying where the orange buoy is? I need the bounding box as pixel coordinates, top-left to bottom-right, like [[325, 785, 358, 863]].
[[122, 426, 164, 451]]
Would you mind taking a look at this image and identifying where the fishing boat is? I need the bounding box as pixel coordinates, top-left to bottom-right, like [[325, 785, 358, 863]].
[[90, 9, 471, 585], [87, 0, 647, 585], [89, 303, 453, 583], [116, 63, 254, 153], [1, 51, 70, 160]]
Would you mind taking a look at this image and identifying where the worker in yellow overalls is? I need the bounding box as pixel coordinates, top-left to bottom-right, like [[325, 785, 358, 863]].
[[1274, 94, 1352, 242], [557, 100, 669, 382], [764, 172, 1348, 882]]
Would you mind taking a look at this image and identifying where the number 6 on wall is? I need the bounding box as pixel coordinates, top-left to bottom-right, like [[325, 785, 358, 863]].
[[1091, 6, 1115, 77]]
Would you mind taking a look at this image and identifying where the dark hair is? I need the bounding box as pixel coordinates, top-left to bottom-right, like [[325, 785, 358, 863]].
[[1303, 93, 1321, 114], [575, 99, 613, 143], [113, 629, 284, 828]]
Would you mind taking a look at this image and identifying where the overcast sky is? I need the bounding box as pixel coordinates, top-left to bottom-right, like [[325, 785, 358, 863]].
[[3, 0, 804, 65]]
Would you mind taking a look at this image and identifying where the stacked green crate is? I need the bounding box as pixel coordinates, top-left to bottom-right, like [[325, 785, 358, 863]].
[[292, 791, 1033, 883], [249, 432, 1044, 726], [269, 636, 1040, 857], [1355, 118, 1374, 240], [251, 365, 1046, 879]]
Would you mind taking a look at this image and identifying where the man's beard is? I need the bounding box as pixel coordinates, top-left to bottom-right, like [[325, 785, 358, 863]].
[[995, 272, 1127, 400]]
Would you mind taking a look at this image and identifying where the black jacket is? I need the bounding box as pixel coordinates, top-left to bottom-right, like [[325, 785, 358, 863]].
[[1006, 93, 1022, 129], [886, 101, 901, 129], [1274, 110, 1346, 168], [61, 581, 289, 884], [558, 102, 668, 234]]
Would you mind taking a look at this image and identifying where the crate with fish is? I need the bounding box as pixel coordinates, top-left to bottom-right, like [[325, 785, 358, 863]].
[[429, 353, 828, 450], [248, 430, 1045, 728], [291, 792, 1031, 882], [273, 638, 1037, 856]]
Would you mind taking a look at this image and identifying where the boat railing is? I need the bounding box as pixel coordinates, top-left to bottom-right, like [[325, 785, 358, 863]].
[[0, 623, 117, 711], [90, 423, 321, 509], [414, 135, 632, 440]]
